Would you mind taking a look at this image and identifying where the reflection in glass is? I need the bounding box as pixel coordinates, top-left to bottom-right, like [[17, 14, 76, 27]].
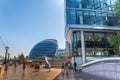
[[73, 32, 117, 57], [29, 39, 58, 59]]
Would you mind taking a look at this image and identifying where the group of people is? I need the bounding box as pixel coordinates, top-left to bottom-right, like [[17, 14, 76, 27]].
[[22, 61, 40, 72], [15, 61, 41, 72], [62, 61, 77, 72], [12, 60, 26, 71], [13, 60, 51, 72]]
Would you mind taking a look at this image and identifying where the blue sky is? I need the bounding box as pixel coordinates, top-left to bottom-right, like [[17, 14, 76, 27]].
[[0, 0, 65, 57]]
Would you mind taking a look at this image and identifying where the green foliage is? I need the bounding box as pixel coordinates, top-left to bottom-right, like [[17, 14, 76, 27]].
[[109, 0, 120, 52], [113, 0, 120, 24], [62, 53, 70, 59], [114, 0, 120, 18], [109, 33, 120, 50]]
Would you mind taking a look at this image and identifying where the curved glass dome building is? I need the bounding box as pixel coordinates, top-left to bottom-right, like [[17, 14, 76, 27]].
[[29, 39, 58, 59]]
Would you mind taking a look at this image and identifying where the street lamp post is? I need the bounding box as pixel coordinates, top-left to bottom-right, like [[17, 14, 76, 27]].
[[4, 46, 9, 71]]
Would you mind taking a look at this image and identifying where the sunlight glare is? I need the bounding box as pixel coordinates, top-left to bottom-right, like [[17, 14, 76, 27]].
[[55, 0, 64, 6]]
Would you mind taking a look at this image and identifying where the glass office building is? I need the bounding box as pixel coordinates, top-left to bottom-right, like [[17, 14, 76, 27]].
[[65, 0, 120, 64], [29, 39, 58, 60]]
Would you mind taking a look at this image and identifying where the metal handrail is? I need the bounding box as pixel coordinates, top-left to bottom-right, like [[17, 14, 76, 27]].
[[82, 57, 120, 67]]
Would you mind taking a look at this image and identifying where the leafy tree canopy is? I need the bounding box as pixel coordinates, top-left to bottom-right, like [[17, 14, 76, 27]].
[[109, 0, 120, 51]]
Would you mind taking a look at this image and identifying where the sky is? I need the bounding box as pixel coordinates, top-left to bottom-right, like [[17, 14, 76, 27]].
[[0, 0, 65, 58]]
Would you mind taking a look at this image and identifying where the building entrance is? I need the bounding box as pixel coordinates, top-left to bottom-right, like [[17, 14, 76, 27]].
[[72, 31, 118, 64]]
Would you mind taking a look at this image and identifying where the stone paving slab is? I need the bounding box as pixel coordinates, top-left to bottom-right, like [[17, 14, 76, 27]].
[[0, 65, 5, 80], [3, 65, 61, 80], [55, 70, 110, 80], [2, 64, 111, 80]]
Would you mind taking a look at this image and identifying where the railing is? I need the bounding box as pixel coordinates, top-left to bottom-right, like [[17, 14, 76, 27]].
[[82, 57, 120, 80]]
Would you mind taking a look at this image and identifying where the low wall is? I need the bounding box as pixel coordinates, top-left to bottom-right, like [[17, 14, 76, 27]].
[[82, 57, 120, 80], [0, 65, 5, 80]]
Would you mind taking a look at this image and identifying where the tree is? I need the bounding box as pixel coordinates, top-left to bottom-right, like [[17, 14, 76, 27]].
[[109, 33, 120, 53], [109, 0, 120, 54], [114, 0, 120, 19], [62, 53, 70, 59]]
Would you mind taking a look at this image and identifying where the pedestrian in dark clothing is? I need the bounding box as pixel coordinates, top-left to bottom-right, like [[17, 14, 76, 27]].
[[14, 61, 17, 70], [0, 64, 1, 74], [65, 62, 68, 71], [34, 63, 40, 71], [23, 61, 26, 71], [37, 63, 40, 71], [74, 62, 77, 71], [61, 62, 65, 72], [34, 63, 37, 71]]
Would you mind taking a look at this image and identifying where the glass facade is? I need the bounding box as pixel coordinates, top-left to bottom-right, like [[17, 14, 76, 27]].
[[65, 0, 120, 63], [73, 31, 116, 57], [29, 39, 58, 60], [66, 0, 118, 26]]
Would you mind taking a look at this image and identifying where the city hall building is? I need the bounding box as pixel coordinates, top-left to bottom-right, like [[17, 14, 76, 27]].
[[29, 39, 58, 59], [65, 0, 120, 67]]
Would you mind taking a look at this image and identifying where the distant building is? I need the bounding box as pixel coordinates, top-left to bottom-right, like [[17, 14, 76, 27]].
[[29, 39, 58, 59], [18, 53, 25, 60], [56, 49, 65, 57], [0, 55, 4, 59], [65, 41, 71, 54]]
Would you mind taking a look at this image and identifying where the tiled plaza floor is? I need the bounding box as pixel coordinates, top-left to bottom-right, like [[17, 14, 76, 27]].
[[2, 64, 111, 80], [55, 70, 110, 80], [3, 64, 61, 80]]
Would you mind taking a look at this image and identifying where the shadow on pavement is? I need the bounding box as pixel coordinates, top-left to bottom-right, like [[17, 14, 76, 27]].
[[54, 70, 111, 80]]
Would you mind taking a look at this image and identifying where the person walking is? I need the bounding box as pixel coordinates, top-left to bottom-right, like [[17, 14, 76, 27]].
[[48, 63, 51, 72], [23, 61, 26, 71], [0, 64, 1, 74], [13, 61, 17, 70], [61, 62, 65, 72], [34, 63, 38, 71], [67, 61, 73, 71], [37, 63, 40, 71], [65, 62, 68, 71], [74, 62, 77, 71]]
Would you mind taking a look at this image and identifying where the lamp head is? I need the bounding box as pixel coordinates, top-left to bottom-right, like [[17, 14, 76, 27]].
[[5, 46, 9, 50]]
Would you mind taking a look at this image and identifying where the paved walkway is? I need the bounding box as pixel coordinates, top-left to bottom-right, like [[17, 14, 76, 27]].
[[55, 70, 110, 80], [2, 64, 111, 80], [3, 64, 61, 80]]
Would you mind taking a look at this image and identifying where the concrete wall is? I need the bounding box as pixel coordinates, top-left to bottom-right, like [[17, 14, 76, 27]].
[[82, 58, 120, 80]]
